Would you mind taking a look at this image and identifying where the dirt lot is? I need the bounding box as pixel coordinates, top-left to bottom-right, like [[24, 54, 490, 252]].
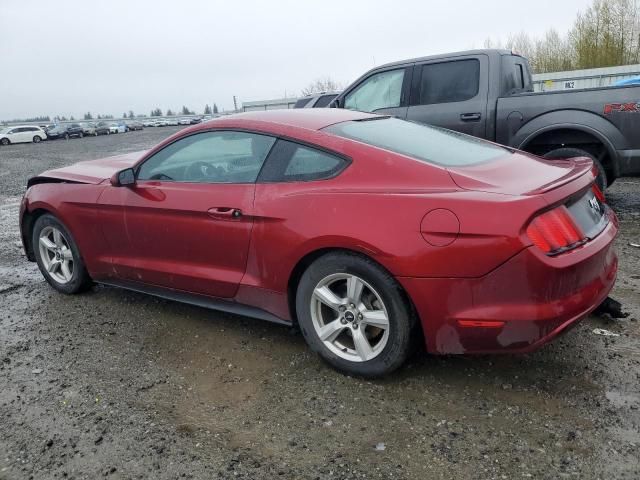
[[0, 129, 638, 479]]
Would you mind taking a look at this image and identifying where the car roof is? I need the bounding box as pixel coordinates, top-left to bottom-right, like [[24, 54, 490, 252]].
[[208, 109, 377, 131], [299, 91, 341, 100], [371, 48, 514, 70]]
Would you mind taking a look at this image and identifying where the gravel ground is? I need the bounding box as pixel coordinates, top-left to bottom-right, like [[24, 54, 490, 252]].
[[0, 130, 638, 479]]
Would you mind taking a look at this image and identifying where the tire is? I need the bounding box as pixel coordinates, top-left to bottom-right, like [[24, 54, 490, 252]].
[[1, 138, 10, 145], [64, 133, 70, 140], [33, 135, 42, 143], [543, 147, 607, 191], [295, 252, 417, 378], [32, 214, 92, 294]]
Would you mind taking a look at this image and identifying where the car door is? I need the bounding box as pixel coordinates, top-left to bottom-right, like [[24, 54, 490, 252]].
[[24, 127, 38, 142], [339, 66, 412, 119], [405, 55, 489, 138], [96, 129, 277, 298], [12, 127, 27, 143]]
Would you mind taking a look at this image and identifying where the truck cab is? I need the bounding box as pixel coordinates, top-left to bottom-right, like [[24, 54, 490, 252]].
[[332, 49, 640, 189]]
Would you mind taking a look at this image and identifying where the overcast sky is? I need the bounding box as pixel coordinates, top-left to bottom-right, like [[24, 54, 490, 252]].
[[1, 0, 594, 120]]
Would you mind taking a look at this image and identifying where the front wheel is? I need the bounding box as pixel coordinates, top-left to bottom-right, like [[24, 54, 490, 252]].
[[33, 135, 42, 143], [296, 252, 416, 378], [543, 147, 607, 191], [32, 214, 92, 294], [1, 138, 10, 145]]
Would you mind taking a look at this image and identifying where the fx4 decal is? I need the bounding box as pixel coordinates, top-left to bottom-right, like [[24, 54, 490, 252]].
[[604, 102, 640, 115]]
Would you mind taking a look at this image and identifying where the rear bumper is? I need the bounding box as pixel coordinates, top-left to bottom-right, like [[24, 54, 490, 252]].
[[399, 209, 618, 354]]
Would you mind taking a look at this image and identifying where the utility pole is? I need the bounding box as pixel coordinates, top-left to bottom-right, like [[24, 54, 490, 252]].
[[233, 96, 238, 112]]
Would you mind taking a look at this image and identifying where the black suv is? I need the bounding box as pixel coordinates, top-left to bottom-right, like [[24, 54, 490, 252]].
[[46, 123, 85, 140]]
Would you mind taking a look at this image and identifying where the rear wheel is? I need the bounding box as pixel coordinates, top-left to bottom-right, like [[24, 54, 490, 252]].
[[32, 214, 92, 294], [296, 252, 416, 377], [543, 147, 607, 191]]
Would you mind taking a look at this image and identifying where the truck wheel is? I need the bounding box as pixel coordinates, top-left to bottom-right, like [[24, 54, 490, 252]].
[[543, 148, 607, 191]]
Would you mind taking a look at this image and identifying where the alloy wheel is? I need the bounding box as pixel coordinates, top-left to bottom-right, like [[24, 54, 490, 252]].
[[38, 226, 74, 284], [310, 273, 390, 362]]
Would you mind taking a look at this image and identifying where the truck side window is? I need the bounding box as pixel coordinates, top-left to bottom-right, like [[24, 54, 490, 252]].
[[344, 69, 405, 112], [419, 59, 480, 105]]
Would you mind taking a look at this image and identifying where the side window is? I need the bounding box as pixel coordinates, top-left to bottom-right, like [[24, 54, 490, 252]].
[[137, 131, 276, 184], [259, 140, 347, 182], [344, 69, 405, 112], [314, 94, 337, 108], [419, 59, 480, 105]]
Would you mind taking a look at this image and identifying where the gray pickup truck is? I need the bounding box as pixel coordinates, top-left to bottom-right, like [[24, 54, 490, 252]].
[[330, 49, 640, 189]]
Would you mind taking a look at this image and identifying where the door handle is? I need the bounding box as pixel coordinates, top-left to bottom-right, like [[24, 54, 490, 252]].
[[207, 207, 242, 220], [460, 113, 481, 122]]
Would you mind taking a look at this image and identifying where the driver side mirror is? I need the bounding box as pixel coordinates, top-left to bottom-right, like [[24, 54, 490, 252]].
[[110, 168, 136, 187]]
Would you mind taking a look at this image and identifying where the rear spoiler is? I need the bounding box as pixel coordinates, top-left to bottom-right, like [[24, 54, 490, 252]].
[[525, 157, 593, 195]]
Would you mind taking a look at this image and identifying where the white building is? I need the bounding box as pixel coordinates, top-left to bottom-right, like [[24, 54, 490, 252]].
[[533, 64, 640, 92], [242, 97, 298, 112]]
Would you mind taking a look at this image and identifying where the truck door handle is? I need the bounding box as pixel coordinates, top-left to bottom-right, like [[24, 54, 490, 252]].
[[460, 113, 481, 122], [207, 207, 242, 220]]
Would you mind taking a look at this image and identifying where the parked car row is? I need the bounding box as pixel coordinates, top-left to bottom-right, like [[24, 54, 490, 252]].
[[142, 117, 203, 127], [0, 120, 149, 145]]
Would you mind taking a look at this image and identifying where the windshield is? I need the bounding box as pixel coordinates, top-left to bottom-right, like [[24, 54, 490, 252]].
[[323, 117, 510, 167]]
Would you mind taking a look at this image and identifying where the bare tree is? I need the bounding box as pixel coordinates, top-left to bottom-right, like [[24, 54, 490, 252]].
[[484, 0, 640, 73], [301, 77, 342, 96]]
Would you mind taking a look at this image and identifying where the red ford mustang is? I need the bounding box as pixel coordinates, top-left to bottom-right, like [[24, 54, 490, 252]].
[[20, 109, 618, 377]]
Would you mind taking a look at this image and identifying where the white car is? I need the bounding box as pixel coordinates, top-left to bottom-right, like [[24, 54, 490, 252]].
[[166, 118, 179, 126], [108, 123, 126, 134], [178, 118, 191, 125], [0, 125, 47, 145]]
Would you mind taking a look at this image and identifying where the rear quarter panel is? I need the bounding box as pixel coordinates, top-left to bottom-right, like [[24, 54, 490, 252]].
[[496, 86, 640, 151], [246, 139, 547, 299]]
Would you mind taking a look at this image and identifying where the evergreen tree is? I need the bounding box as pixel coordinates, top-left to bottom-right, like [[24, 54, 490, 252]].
[[213, 104, 219, 114], [204, 104, 212, 115]]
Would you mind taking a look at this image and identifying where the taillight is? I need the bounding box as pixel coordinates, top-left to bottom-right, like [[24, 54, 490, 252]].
[[592, 183, 605, 203], [526, 206, 585, 254]]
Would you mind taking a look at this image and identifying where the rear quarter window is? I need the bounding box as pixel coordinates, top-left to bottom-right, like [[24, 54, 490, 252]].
[[324, 117, 509, 167], [259, 140, 348, 182]]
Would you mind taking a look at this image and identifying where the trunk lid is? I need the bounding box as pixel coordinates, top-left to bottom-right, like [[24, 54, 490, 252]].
[[447, 152, 593, 196]]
